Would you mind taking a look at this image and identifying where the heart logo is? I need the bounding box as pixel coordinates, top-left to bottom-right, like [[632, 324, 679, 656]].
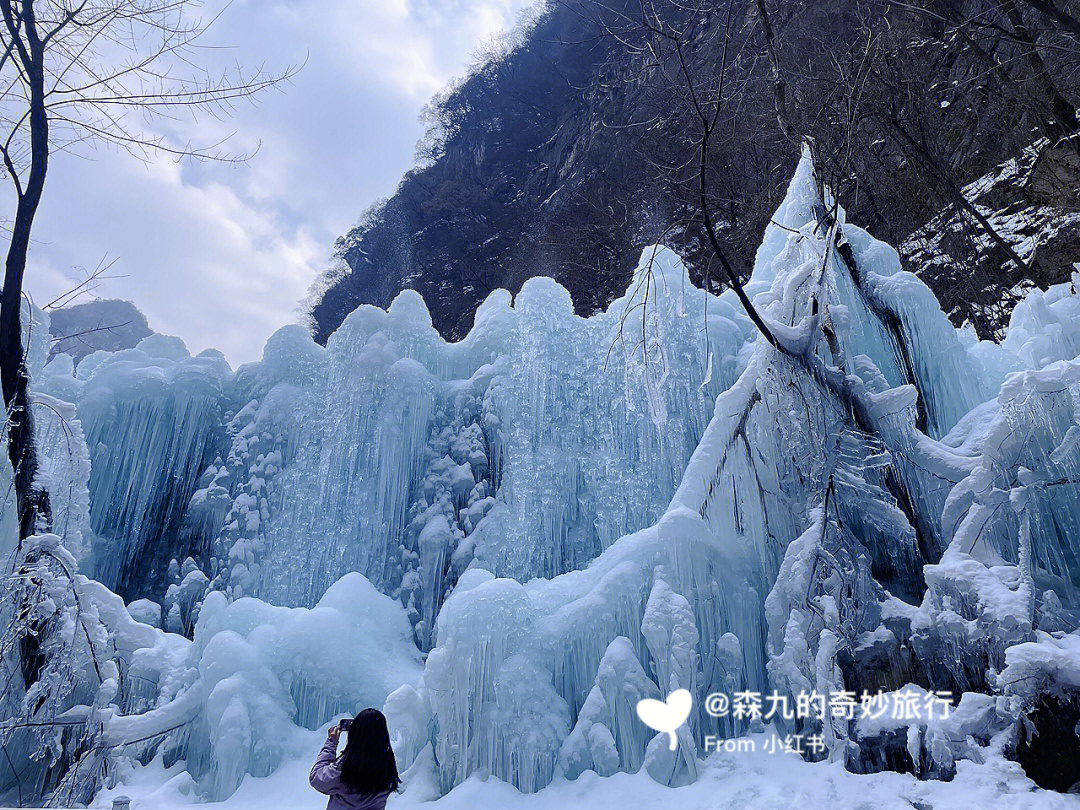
[[636, 689, 692, 750]]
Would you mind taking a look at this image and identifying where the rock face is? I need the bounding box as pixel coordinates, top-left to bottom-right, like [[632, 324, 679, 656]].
[[48, 298, 153, 366], [903, 140, 1080, 339], [1014, 693, 1080, 792]]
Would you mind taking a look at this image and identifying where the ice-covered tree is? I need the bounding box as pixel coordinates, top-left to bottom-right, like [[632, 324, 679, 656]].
[[0, 5, 291, 800]]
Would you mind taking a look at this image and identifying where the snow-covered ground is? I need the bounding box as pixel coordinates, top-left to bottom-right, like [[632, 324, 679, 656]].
[[87, 726, 1073, 810]]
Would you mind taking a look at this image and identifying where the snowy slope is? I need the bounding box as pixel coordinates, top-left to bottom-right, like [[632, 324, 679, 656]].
[[903, 139, 1080, 339]]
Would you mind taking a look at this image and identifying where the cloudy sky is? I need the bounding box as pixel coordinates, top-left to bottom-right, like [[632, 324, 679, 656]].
[[22, 0, 536, 366]]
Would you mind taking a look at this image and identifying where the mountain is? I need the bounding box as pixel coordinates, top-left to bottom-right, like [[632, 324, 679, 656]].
[[48, 298, 153, 366], [309, 0, 1080, 344]]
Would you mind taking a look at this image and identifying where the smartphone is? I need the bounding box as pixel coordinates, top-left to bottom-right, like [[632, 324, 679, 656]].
[[338, 718, 352, 732]]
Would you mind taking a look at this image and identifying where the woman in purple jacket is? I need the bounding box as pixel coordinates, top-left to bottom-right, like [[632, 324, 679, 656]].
[[309, 708, 400, 810]]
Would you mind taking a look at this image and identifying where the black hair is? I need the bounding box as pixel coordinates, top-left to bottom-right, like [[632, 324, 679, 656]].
[[338, 708, 400, 795]]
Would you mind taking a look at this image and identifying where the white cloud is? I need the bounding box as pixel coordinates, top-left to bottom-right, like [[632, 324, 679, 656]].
[[27, 148, 322, 366], [24, 256, 84, 311], [316, 0, 532, 98], [16, 0, 537, 366]]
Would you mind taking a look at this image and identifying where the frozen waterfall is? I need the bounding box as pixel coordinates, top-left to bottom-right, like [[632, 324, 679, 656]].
[[2, 149, 1079, 804]]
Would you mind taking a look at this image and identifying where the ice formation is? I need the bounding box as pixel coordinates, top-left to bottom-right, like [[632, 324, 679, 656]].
[[2, 148, 1079, 805], [42, 243, 736, 652]]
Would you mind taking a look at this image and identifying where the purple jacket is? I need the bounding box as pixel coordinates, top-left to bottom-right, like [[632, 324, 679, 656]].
[[309, 737, 392, 810]]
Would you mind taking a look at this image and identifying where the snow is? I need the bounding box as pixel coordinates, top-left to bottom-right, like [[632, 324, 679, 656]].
[[5, 147, 1080, 807], [86, 725, 1075, 810], [44, 570, 423, 802], [1003, 271, 1080, 370], [998, 632, 1080, 701], [128, 598, 163, 628]]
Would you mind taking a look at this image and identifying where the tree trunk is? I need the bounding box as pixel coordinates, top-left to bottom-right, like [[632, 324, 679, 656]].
[[1019, 0, 1080, 40], [1, 0, 51, 541]]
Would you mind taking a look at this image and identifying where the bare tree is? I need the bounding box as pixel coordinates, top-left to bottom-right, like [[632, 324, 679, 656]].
[[1020, 0, 1080, 37], [0, 0, 296, 546], [0, 4, 294, 802]]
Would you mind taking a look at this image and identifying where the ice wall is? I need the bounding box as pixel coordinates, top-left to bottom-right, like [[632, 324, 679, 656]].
[[35, 338, 233, 598], [3, 241, 753, 802], [39, 244, 748, 651], [397, 151, 1080, 793], [8, 149, 1080, 804], [241, 250, 745, 647]]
